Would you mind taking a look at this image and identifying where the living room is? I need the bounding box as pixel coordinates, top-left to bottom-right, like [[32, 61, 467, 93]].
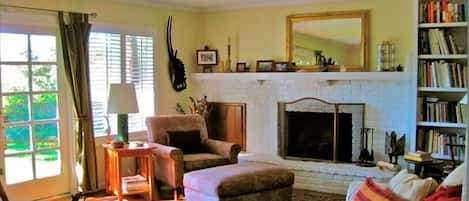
[[0, 0, 467, 201]]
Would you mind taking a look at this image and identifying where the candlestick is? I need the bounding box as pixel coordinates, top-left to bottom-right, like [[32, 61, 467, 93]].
[[227, 36, 232, 71]]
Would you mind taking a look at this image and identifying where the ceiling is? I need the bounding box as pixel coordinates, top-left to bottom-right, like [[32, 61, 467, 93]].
[[294, 18, 361, 45], [115, 0, 351, 11]]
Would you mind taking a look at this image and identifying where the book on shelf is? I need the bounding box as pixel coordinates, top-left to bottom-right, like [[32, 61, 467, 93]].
[[419, 0, 466, 24], [419, 97, 467, 123], [418, 60, 468, 88], [419, 29, 463, 55], [417, 128, 466, 160]]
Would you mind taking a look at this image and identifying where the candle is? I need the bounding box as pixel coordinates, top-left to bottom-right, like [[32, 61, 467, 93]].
[[227, 37, 231, 56]]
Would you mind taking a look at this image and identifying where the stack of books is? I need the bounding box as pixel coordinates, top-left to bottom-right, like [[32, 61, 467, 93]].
[[417, 129, 466, 160], [417, 96, 467, 123], [122, 175, 148, 192], [419, 0, 466, 23], [418, 60, 468, 88], [418, 29, 462, 55], [404, 151, 433, 162]]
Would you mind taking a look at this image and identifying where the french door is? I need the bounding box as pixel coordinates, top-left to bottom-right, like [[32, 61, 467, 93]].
[[0, 31, 70, 201]]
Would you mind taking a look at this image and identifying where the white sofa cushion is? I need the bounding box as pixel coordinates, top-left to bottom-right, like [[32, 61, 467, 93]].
[[441, 163, 465, 187], [387, 169, 438, 201]]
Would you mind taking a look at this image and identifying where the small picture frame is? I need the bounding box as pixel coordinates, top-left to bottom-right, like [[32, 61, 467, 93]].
[[256, 60, 274, 72], [197, 50, 218, 65], [274, 62, 290, 72], [237, 62, 247, 72]]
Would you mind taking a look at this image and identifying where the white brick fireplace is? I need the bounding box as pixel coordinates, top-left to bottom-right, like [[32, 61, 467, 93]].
[[192, 72, 413, 193]]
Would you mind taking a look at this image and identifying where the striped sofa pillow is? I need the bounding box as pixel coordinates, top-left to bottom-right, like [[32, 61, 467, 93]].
[[354, 177, 403, 201]]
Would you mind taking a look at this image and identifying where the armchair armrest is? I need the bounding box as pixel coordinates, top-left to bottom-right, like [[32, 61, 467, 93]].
[[205, 139, 241, 163], [150, 143, 184, 188], [151, 143, 183, 161]]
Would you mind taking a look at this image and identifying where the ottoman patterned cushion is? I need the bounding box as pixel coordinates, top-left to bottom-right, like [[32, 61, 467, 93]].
[[184, 162, 294, 197]]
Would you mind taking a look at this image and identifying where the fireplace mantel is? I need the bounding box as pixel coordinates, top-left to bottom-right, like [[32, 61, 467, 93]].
[[191, 72, 410, 81]]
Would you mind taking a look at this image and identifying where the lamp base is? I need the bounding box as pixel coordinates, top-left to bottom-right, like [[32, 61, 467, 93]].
[[117, 113, 129, 143]]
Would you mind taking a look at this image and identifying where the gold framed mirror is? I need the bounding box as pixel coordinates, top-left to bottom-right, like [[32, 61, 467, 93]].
[[286, 10, 369, 72]]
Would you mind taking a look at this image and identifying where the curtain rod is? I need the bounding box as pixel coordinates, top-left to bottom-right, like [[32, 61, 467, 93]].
[[0, 4, 97, 17]]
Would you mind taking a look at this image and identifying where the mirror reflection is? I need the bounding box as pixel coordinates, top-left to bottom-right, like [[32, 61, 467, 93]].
[[287, 11, 369, 72]]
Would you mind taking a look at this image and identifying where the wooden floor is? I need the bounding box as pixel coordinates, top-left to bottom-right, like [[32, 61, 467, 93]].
[[79, 189, 346, 201]]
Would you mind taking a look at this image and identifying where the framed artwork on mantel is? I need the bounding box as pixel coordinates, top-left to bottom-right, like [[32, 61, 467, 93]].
[[236, 62, 247, 72], [197, 49, 218, 65], [274, 62, 290, 72], [256, 60, 274, 72]]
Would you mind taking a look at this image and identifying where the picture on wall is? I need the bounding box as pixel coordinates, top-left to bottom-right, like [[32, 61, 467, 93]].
[[197, 50, 218, 65]]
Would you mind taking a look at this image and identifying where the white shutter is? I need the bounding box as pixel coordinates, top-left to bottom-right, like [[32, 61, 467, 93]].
[[125, 35, 154, 133], [89, 32, 121, 136]]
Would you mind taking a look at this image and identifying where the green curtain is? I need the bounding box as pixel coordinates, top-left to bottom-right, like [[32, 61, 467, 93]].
[[58, 12, 98, 192]]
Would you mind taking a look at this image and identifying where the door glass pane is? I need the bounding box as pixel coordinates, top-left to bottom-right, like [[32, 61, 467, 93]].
[[34, 123, 58, 149], [35, 149, 61, 179], [33, 93, 57, 120], [5, 154, 33, 184], [5, 125, 31, 154], [0, 33, 28, 62], [31, 35, 56, 62], [32, 65, 57, 91], [1, 65, 30, 93], [2, 95, 30, 123]]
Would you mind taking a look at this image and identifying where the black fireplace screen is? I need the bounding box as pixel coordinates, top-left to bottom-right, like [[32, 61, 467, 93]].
[[278, 97, 365, 162]]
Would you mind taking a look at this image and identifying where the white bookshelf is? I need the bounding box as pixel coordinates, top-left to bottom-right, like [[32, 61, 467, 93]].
[[415, 0, 468, 163], [418, 22, 468, 28], [417, 121, 467, 128], [418, 87, 468, 93], [431, 153, 454, 160], [418, 54, 468, 59]]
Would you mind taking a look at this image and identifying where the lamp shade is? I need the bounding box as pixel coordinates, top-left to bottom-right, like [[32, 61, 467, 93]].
[[107, 83, 139, 114]]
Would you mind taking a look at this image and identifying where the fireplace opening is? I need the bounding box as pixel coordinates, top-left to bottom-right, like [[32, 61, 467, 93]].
[[287, 112, 352, 161], [278, 97, 365, 162]]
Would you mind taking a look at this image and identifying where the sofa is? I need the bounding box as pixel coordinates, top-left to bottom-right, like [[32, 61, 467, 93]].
[[346, 163, 465, 201]]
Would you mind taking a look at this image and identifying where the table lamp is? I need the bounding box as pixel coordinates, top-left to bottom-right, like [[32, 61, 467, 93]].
[[107, 83, 139, 143]]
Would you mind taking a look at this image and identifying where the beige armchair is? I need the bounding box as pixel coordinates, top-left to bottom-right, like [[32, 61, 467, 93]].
[[145, 114, 241, 198]]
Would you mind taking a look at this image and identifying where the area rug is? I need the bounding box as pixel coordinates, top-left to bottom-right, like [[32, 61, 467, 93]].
[[83, 189, 346, 201], [293, 189, 346, 201]]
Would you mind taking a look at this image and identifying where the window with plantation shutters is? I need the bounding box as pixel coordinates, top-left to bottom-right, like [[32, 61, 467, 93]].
[[89, 32, 154, 136]]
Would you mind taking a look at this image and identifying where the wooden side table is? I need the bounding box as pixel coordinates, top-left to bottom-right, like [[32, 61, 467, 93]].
[[405, 159, 444, 181], [103, 143, 157, 201]]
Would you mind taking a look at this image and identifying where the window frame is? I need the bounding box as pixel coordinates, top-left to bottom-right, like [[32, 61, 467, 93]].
[[88, 24, 157, 141]]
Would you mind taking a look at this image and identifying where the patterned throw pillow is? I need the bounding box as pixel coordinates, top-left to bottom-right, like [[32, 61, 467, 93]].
[[354, 177, 403, 201]]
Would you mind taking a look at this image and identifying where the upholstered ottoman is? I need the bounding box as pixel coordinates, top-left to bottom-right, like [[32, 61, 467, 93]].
[[183, 162, 294, 201]]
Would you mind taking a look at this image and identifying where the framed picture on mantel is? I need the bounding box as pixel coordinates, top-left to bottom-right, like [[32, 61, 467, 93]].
[[274, 62, 290, 72], [236, 62, 247, 72], [256, 60, 274, 72], [197, 49, 218, 65]]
